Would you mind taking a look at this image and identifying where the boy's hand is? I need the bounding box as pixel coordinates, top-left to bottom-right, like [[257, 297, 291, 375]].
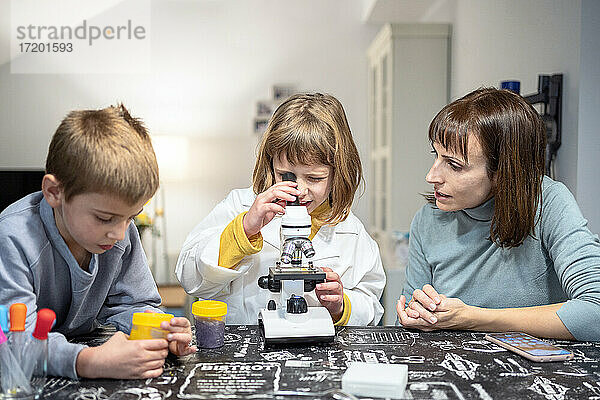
[[161, 317, 197, 356], [243, 182, 300, 238], [315, 267, 344, 321], [76, 331, 169, 379]]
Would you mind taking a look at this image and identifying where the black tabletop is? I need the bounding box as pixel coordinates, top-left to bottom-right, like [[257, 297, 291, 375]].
[[45, 325, 600, 399]]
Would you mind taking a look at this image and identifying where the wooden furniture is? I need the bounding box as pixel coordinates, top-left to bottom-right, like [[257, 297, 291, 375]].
[[367, 24, 451, 324]]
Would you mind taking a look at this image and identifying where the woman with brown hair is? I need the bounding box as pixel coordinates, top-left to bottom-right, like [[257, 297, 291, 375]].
[[397, 88, 600, 341]]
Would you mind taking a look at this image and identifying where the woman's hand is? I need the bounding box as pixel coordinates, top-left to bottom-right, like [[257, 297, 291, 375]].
[[397, 285, 474, 331], [243, 181, 300, 238], [397, 295, 436, 331], [316, 267, 344, 321], [404, 284, 443, 324]]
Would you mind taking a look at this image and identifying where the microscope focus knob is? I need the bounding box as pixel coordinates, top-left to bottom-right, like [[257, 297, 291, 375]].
[[287, 295, 308, 314], [258, 276, 270, 290], [267, 300, 276, 310]]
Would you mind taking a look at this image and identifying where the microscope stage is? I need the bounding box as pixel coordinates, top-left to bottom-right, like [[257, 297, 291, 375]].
[[259, 307, 335, 345], [269, 266, 326, 282]]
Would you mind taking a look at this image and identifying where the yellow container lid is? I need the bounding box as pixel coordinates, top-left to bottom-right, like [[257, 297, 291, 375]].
[[132, 312, 174, 328], [192, 300, 227, 318]]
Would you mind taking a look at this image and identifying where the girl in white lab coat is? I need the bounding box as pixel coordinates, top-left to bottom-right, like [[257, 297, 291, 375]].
[[176, 93, 386, 325]]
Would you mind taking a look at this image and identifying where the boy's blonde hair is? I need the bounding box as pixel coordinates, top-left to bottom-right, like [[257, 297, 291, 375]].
[[253, 93, 362, 224], [45, 104, 159, 204]]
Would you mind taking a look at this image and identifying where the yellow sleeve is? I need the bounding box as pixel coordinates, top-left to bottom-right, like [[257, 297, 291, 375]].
[[218, 211, 263, 268], [333, 292, 351, 326]]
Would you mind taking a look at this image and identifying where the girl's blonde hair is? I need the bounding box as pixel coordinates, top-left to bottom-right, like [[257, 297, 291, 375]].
[[253, 93, 362, 224]]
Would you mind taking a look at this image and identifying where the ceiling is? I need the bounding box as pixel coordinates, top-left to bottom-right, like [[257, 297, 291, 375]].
[[363, 0, 455, 24]]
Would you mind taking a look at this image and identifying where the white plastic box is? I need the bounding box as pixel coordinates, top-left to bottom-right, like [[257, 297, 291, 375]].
[[341, 362, 408, 399]]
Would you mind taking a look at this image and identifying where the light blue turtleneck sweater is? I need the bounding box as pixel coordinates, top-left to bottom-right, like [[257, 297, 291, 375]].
[[403, 176, 600, 341]]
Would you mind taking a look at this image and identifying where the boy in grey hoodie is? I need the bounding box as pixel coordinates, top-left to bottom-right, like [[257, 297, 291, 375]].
[[0, 104, 196, 379]]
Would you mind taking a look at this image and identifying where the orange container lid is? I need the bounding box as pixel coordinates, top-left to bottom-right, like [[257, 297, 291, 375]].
[[9, 303, 27, 331]]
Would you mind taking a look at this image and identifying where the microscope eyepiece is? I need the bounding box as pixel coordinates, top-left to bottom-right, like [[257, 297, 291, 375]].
[[281, 172, 296, 182], [281, 172, 300, 205]]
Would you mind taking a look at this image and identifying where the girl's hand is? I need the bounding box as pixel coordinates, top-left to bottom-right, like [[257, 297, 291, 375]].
[[161, 317, 197, 356], [243, 181, 300, 238], [316, 267, 344, 321]]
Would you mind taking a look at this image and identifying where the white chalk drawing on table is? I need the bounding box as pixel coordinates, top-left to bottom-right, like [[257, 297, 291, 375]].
[[233, 336, 258, 358], [409, 370, 446, 380], [494, 357, 531, 377], [471, 383, 493, 400], [224, 333, 242, 344], [528, 376, 569, 400], [260, 350, 296, 362], [69, 387, 109, 400], [108, 387, 170, 400], [297, 370, 338, 384], [285, 360, 320, 368], [439, 353, 480, 380], [325, 349, 345, 370], [571, 348, 599, 363], [428, 339, 456, 351], [554, 340, 600, 348], [462, 340, 505, 353], [337, 329, 419, 346], [177, 362, 281, 399], [583, 381, 600, 397], [145, 364, 186, 386], [68, 386, 169, 400], [554, 365, 590, 377], [407, 381, 466, 400], [391, 355, 426, 363], [43, 377, 76, 397]]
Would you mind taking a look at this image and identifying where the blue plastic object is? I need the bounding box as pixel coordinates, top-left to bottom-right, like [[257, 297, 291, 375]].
[[501, 80, 521, 94], [0, 305, 8, 332]]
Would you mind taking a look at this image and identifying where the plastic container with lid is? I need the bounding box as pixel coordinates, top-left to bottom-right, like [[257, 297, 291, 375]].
[[191, 300, 227, 348], [129, 312, 174, 340]]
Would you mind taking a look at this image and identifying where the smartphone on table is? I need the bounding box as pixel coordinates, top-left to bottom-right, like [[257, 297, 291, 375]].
[[484, 332, 574, 362]]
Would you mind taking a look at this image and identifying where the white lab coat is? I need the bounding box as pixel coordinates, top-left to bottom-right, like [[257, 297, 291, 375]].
[[176, 188, 386, 325]]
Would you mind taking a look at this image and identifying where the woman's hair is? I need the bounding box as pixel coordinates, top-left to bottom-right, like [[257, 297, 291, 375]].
[[427, 87, 546, 248], [46, 104, 159, 205], [253, 93, 362, 224]]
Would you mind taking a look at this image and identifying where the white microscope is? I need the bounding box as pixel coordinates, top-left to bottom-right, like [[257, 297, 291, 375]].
[[257, 173, 336, 344]]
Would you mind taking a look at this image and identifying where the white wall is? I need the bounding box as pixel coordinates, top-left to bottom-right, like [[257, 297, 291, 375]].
[[450, 0, 582, 198], [0, 1, 379, 258], [417, 0, 599, 235], [576, 0, 600, 235]]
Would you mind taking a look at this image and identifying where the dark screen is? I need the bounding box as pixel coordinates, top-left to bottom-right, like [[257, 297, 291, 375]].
[[0, 170, 45, 212]]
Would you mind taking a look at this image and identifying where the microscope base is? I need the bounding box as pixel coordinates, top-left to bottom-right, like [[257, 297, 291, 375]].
[[258, 307, 335, 345]]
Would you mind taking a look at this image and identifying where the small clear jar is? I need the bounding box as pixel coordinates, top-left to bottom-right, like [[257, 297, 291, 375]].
[[0, 332, 46, 399], [129, 313, 174, 340], [191, 300, 227, 348]]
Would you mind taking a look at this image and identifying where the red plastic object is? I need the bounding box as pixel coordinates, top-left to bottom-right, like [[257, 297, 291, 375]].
[[32, 309, 56, 340]]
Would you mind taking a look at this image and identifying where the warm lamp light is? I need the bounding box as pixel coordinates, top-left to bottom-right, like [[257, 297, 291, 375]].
[[151, 135, 190, 182]]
